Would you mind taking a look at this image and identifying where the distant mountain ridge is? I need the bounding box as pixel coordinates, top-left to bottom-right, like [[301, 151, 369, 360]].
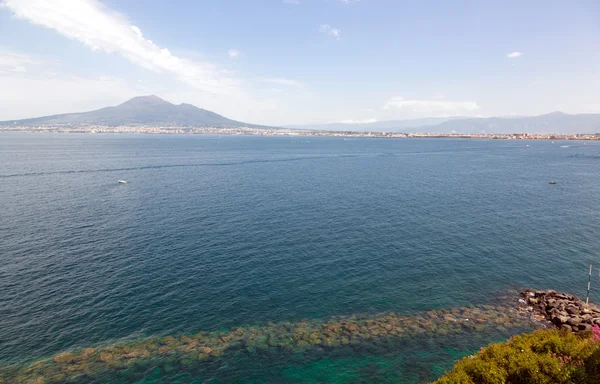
[[424, 112, 600, 134], [286, 117, 469, 132], [0, 95, 267, 128], [290, 112, 600, 134], [3, 96, 600, 134]]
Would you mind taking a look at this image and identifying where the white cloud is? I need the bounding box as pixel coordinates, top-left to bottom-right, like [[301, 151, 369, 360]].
[[283, 0, 300, 4], [0, 52, 41, 73], [383, 97, 479, 114], [337, 118, 377, 124], [320, 24, 341, 40], [0, 54, 143, 119], [506, 52, 522, 58], [228, 49, 240, 59], [2, 0, 239, 96], [341, 0, 360, 3], [263, 78, 305, 87], [0, 48, 297, 126]]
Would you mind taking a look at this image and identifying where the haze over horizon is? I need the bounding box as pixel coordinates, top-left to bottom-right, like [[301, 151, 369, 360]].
[[1, 0, 599, 126]]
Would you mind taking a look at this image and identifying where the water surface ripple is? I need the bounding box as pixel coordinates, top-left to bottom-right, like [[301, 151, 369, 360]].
[[1, 133, 600, 382]]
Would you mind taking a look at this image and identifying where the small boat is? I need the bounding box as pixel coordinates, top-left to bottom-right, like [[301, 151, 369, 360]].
[[549, 180, 557, 184], [118, 180, 128, 184]]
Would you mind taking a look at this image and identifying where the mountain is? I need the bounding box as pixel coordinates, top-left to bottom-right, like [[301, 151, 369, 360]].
[[290, 112, 600, 134], [425, 112, 600, 134], [286, 117, 468, 132], [0, 95, 265, 128], [4, 96, 600, 134]]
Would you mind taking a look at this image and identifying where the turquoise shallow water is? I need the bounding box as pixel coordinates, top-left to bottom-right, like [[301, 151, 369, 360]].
[[1, 133, 600, 382]]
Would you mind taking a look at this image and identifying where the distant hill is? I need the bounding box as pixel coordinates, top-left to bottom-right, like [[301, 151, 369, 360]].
[[286, 117, 468, 132], [290, 112, 600, 134], [0, 95, 266, 128], [426, 112, 600, 134]]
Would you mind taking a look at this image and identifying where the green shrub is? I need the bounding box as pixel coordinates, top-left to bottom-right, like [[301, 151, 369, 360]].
[[434, 329, 600, 384]]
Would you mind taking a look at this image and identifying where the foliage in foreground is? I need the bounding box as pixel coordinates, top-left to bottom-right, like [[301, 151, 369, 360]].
[[434, 328, 600, 384]]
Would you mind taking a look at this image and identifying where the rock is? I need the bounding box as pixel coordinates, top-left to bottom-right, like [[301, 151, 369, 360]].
[[567, 317, 582, 326], [553, 315, 569, 325], [521, 289, 600, 334], [80, 348, 96, 359], [560, 324, 572, 332], [198, 347, 213, 355], [342, 323, 358, 332], [558, 310, 568, 317], [53, 352, 75, 364], [566, 306, 580, 315], [99, 352, 115, 363], [161, 336, 177, 345], [578, 323, 593, 331], [536, 304, 545, 312]]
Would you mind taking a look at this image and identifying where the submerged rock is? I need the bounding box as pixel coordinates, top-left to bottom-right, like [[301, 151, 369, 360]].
[[2, 294, 537, 383], [52, 352, 75, 364]]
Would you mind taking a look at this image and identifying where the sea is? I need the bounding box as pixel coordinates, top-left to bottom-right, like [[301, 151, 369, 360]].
[[1, 132, 600, 383]]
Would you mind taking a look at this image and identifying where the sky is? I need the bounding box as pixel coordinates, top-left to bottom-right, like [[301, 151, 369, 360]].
[[0, 0, 600, 126]]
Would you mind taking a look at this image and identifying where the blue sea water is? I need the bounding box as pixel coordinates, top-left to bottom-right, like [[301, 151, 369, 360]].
[[1, 133, 600, 382]]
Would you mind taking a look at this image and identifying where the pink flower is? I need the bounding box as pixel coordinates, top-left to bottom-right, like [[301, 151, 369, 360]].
[[592, 324, 600, 341]]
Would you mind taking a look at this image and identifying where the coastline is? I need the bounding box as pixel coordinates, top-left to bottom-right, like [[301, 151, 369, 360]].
[[1, 126, 599, 141]]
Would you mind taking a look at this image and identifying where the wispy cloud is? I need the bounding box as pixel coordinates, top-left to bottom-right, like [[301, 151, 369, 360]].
[[228, 49, 240, 59], [506, 52, 522, 58], [2, 0, 239, 96], [383, 97, 479, 113], [283, 0, 300, 4], [341, 0, 360, 3], [320, 24, 341, 40], [263, 78, 305, 87], [0, 52, 40, 73], [0, 52, 144, 119]]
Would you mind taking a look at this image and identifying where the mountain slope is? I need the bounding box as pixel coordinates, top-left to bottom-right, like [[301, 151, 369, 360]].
[[0, 95, 265, 128]]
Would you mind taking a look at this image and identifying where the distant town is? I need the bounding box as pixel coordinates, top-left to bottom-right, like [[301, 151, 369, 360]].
[[2, 124, 600, 141]]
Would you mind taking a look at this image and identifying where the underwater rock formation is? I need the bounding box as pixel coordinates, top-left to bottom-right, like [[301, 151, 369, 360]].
[[0, 294, 539, 383]]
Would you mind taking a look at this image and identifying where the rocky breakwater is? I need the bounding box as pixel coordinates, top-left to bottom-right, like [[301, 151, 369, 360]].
[[521, 289, 600, 333]]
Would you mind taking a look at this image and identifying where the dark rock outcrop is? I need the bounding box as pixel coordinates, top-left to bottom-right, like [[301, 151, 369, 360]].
[[521, 289, 600, 333]]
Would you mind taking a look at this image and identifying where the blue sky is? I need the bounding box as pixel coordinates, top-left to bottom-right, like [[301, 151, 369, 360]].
[[0, 0, 599, 125]]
